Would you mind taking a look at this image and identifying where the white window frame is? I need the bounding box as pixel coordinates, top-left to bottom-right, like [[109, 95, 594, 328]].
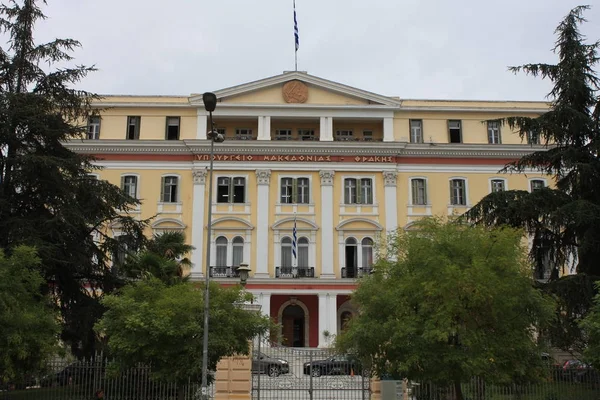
[[487, 121, 501, 144], [166, 116, 180, 140], [342, 176, 375, 205], [449, 177, 469, 206], [448, 120, 462, 143], [275, 129, 293, 141], [489, 177, 507, 193], [409, 177, 428, 205], [121, 173, 140, 199], [279, 175, 311, 204], [160, 174, 180, 203], [409, 119, 423, 143], [235, 128, 253, 140], [215, 175, 248, 204], [335, 130, 354, 141], [298, 129, 316, 141], [529, 178, 547, 192], [362, 130, 373, 141], [87, 116, 101, 140]]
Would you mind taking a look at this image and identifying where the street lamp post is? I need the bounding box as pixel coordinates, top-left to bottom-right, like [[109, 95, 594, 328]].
[[200, 92, 224, 398]]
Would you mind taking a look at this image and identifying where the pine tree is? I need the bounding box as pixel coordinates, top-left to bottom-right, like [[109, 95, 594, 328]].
[[0, 0, 146, 357], [464, 6, 600, 352]]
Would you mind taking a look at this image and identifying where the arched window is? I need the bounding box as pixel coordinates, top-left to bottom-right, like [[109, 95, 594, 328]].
[[232, 236, 244, 266], [344, 238, 358, 278], [216, 236, 228, 266], [298, 237, 309, 268], [281, 237, 292, 268], [362, 238, 374, 273]]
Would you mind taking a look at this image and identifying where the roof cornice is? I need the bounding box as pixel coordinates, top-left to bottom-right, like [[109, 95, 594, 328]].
[[63, 139, 546, 159]]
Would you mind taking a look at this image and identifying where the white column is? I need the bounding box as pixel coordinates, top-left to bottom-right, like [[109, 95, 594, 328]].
[[190, 168, 208, 279], [319, 117, 333, 141], [383, 171, 398, 233], [255, 169, 271, 278], [253, 292, 271, 319], [257, 116, 271, 140], [318, 293, 338, 348], [319, 170, 335, 278], [196, 110, 208, 140], [383, 117, 394, 142]]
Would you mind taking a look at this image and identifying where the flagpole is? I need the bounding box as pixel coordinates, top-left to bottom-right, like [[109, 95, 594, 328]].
[[293, 0, 299, 71]]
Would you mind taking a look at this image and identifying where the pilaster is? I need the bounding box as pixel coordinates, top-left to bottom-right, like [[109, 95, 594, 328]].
[[255, 169, 271, 278], [319, 170, 335, 278], [196, 110, 208, 140], [319, 116, 333, 141], [318, 293, 338, 347], [190, 168, 207, 279], [257, 116, 271, 140], [383, 171, 398, 234], [383, 117, 394, 142]]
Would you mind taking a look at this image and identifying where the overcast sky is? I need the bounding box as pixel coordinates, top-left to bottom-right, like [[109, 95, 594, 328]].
[[31, 0, 600, 101]]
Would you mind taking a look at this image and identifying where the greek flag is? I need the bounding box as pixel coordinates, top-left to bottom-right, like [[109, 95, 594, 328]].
[[293, 0, 299, 51], [292, 215, 297, 260]]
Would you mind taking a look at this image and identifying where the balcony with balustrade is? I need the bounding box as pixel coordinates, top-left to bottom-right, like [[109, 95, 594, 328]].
[[275, 266, 315, 279], [209, 265, 240, 278], [341, 267, 373, 279]]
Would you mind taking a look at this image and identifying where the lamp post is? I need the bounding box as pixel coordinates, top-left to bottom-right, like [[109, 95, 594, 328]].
[[200, 92, 224, 398]]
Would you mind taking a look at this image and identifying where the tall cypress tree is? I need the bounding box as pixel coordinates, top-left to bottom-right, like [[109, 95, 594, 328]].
[[464, 6, 600, 351], [0, 0, 146, 357]]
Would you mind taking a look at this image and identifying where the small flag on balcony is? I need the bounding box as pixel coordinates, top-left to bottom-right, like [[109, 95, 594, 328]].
[[292, 214, 297, 260]]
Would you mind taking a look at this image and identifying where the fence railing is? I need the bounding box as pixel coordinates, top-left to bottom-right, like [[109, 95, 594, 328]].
[[1, 356, 213, 400]]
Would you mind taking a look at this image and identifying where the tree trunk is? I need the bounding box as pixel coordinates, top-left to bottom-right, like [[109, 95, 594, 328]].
[[453, 379, 463, 400]]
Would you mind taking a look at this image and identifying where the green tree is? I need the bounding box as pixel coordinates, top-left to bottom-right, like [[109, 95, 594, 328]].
[[0, 246, 60, 385], [580, 285, 600, 366], [0, 0, 146, 357], [463, 6, 600, 352], [120, 231, 194, 285], [337, 219, 554, 400], [96, 279, 269, 398]]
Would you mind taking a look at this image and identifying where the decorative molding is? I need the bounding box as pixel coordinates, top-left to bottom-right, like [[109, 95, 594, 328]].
[[383, 171, 397, 186], [319, 170, 335, 186], [192, 168, 207, 184], [255, 169, 272, 185], [336, 217, 384, 231], [282, 80, 308, 103]]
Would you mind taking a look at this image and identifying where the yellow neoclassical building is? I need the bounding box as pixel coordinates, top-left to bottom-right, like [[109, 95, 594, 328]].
[[66, 71, 549, 348]]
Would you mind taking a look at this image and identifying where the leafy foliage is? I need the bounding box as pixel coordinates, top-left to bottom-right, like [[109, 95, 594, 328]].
[[337, 219, 554, 400], [463, 6, 600, 352], [0, 0, 147, 357], [97, 279, 270, 385], [119, 232, 194, 286], [0, 246, 60, 384], [581, 284, 600, 366]]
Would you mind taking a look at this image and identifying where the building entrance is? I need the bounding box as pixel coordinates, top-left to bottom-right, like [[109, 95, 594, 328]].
[[281, 304, 305, 347]]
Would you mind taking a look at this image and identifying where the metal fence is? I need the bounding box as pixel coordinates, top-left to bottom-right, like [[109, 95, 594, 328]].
[[0, 356, 213, 400], [251, 336, 371, 400], [398, 368, 600, 400]]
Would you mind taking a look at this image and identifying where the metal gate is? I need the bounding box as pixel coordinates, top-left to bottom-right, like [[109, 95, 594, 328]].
[[251, 336, 370, 400]]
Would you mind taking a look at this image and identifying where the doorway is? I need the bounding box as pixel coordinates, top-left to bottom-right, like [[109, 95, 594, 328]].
[[345, 238, 357, 278], [281, 305, 305, 347]]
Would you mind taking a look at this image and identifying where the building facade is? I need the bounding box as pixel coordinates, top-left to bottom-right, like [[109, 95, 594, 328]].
[[67, 71, 549, 348]]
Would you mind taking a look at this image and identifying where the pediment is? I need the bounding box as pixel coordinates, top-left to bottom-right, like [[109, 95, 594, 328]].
[[211, 217, 254, 230], [272, 217, 319, 230], [336, 218, 383, 231], [190, 72, 401, 108]]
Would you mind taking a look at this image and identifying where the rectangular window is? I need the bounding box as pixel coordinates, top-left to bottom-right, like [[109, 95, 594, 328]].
[[410, 120, 423, 143], [87, 116, 100, 140], [280, 177, 310, 204], [448, 120, 462, 143], [217, 177, 246, 203], [362, 130, 373, 141], [299, 129, 316, 141], [275, 129, 293, 140], [530, 180, 545, 192], [344, 178, 373, 205], [528, 131, 540, 145], [487, 121, 501, 144], [411, 178, 427, 205], [161, 176, 178, 203], [114, 235, 132, 266], [121, 175, 138, 199], [235, 129, 253, 140], [336, 130, 353, 141], [126, 116, 141, 140], [450, 179, 466, 205], [166, 117, 180, 140], [491, 179, 505, 193]]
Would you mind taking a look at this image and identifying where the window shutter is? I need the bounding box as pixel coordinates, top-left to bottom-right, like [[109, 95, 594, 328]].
[[292, 179, 298, 204], [449, 181, 454, 204], [121, 176, 125, 192], [356, 179, 362, 204], [160, 177, 166, 202]]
